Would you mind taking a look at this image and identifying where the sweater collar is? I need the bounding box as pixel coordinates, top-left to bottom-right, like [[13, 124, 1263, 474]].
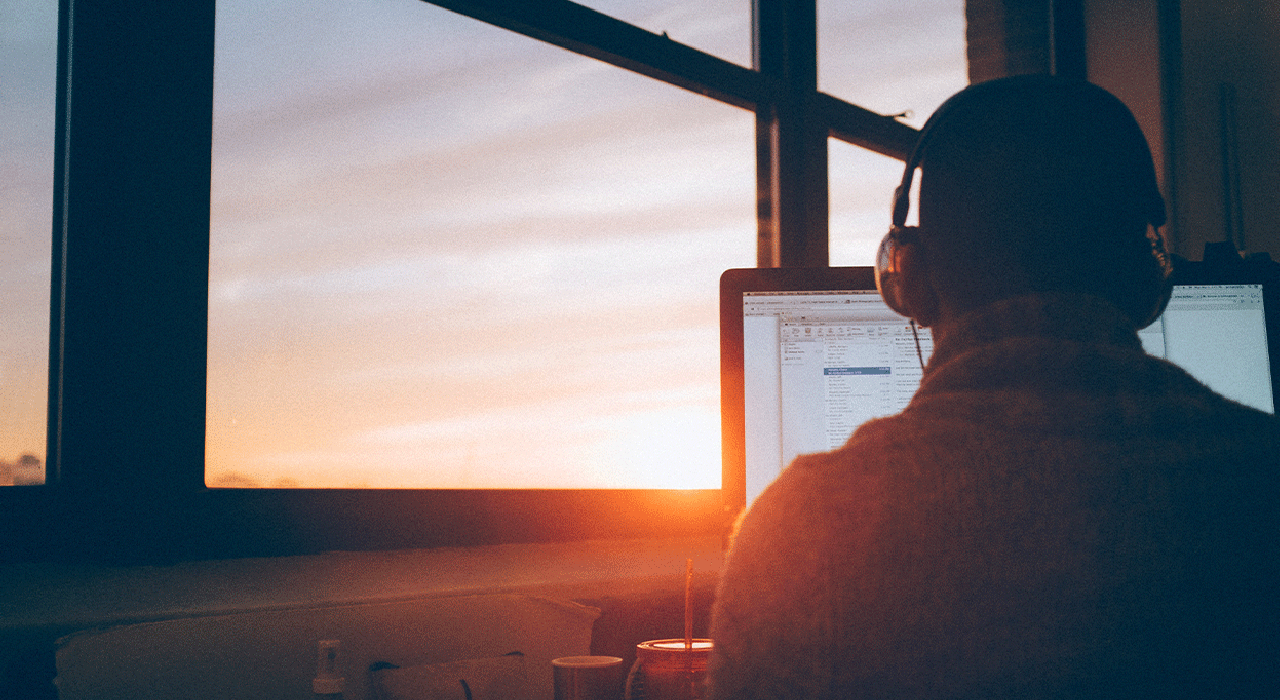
[[925, 293, 1145, 372]]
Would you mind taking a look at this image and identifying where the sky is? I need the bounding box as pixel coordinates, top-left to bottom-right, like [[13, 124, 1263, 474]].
[[1, 0, 966, 489], [0, 0, 57, 479]]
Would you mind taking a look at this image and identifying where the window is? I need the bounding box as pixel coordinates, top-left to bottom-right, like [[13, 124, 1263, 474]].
[[822, 0, 967, 266], [7, 0, 967, 561], [575, 0, 750, 67], [828, 142, 912, 266], [207, 0, 754, 490], [818, 0, 965, 119], [0, 0, 57, 485]]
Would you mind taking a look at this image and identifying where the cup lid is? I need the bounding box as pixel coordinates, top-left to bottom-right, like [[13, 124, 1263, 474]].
[[552, 656, 625, 668], [637, 639, 714, 652]]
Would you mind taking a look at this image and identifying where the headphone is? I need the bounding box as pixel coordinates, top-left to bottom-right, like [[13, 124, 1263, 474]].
[[874, 75, 1173, 329], [872, 100, 938, 321]]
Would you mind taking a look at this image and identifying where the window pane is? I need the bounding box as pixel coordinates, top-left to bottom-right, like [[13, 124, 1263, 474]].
[[829, 141, 908, 267], [209, 0, 754, 489], [822, 0, 967, 266], [576, 0, 750, 68], [0, 0, 56, 485], [819, 0, 966, 128]]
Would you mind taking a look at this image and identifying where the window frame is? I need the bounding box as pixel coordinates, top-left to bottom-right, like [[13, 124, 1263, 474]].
[[2, 0, 917, 563]]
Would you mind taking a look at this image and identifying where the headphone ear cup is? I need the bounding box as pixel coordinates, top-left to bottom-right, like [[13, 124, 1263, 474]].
[[1128, 232, 1175, 329], [1147, 279, 1174, 327], [875, 227, 914, 319]]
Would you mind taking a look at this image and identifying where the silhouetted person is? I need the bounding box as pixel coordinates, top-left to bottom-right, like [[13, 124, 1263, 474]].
[[709, 75, 1280, 699]]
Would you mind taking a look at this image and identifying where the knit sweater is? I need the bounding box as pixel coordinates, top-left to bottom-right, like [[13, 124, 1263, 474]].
[[708, 293, 1280, 699]]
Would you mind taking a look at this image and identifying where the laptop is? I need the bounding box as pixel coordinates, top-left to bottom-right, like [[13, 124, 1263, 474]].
[[720, 266, 1278, 513]]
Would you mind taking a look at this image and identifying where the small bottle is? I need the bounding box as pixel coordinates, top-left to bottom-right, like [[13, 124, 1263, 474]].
[[313, 639, 345, 699]]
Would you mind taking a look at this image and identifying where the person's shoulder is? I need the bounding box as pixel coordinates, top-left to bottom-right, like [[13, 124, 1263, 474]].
[[1191, 392, 1280, 464], [769, 425, 897, 495], [734, 425, 903, 544], [1147, 357, 1280, 439]]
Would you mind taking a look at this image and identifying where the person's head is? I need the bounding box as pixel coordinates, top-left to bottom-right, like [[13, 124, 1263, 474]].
[[876, 74, 1172, 329]]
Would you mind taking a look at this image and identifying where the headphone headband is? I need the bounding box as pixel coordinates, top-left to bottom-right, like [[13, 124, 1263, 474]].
[[890, 74, 1167, 231]]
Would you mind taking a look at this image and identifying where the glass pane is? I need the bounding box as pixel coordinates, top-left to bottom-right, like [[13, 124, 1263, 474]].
[[822, 0, 967, 266], [819, 0, 967, 129], [209, 0, 754, 489], [829, 141, 908, 267], [577, 0, 750, 68], [0, 0, 56, 485]]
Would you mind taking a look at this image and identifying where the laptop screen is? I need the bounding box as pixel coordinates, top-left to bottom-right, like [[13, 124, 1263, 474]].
[[721, 268, 1277, 511], [740, 288, 932, 508]]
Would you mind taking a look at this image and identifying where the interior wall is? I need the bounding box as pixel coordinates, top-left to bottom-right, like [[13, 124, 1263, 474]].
[[1088, 0, 1280, 261], [1171, 0, 1280, 260], [1083, 0, 1165, 210], [966, 0, 1053, 82], [970, 0, 1280, 262]]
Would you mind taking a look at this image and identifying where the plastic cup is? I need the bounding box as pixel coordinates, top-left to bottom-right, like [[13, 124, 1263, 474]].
[[553, 655, 626, 700]]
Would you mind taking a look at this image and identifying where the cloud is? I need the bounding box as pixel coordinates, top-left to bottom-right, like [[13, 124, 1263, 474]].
[[819, 0, 967, 121], [208, 64, 756, 299]]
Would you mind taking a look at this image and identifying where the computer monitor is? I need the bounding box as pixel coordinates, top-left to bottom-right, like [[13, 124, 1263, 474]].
[[1139, 284, 1274, 412], [720, 267, 1278, 513]]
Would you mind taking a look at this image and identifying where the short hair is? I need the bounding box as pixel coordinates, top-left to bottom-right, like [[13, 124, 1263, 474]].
[[915, 75, 1169, 323]]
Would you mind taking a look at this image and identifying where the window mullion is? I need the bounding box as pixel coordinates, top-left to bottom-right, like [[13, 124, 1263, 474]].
[[753, 0, 827, 268], [49, 0, 213, 496]]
